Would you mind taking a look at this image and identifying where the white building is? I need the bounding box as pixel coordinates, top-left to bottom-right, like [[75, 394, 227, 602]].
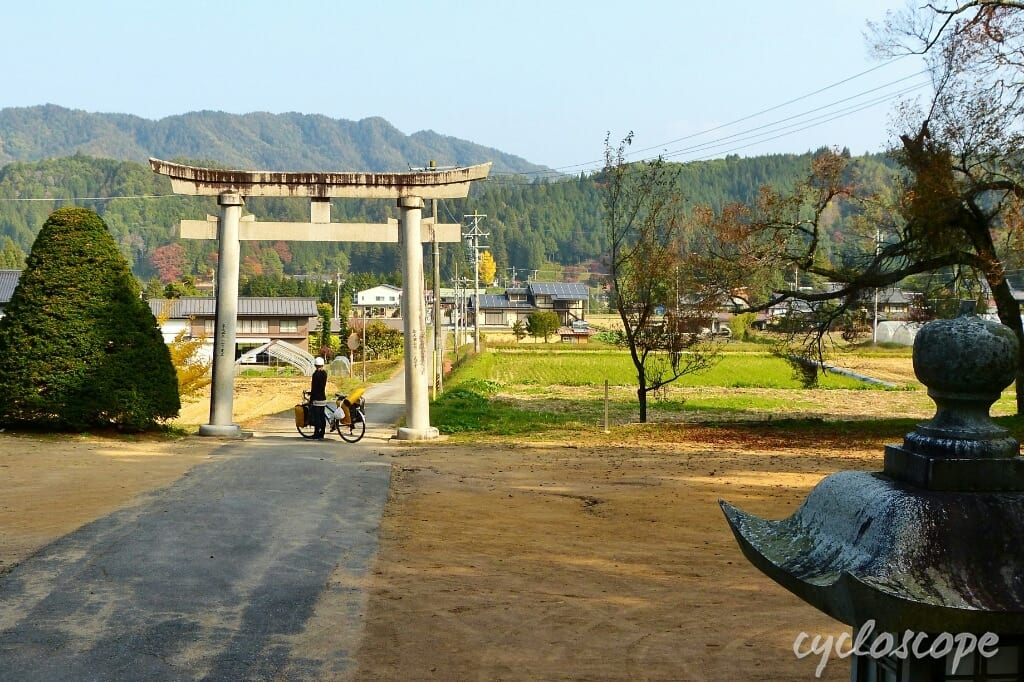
[[354, 284, 402, 318]]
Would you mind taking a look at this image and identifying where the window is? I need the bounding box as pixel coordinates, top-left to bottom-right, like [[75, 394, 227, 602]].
[[238, 319, 269, 334], [945, 641, 1021, 680], [280, 319, 298, 333], [204, 319, 215, 335]]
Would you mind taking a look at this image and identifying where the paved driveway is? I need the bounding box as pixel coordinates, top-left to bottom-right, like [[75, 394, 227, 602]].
[[0, 372, 408, 681]]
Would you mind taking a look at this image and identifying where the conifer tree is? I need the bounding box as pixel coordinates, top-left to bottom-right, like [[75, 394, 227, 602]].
[[0, 207, 180, 430]]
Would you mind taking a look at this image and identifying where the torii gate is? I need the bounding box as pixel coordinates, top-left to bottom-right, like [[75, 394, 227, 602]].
[[150, 158, 491, 440]]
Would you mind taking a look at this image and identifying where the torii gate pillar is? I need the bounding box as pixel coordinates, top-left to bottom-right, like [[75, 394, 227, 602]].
[[397, 196, 435, 439], [198, 192, 245, 437]]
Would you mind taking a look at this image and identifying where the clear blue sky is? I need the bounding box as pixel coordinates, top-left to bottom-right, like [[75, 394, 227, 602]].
[[2, 0, 925, 172]]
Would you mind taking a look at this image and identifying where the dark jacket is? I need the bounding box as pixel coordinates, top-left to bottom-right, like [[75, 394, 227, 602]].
[[310, 368, 328, 401]]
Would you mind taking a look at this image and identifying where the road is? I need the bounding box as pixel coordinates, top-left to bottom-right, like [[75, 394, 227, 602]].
[[0, 371, 409, 681]]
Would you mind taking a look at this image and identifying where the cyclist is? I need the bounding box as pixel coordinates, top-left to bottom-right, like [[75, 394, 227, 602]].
[[310, 356, 328, 439]]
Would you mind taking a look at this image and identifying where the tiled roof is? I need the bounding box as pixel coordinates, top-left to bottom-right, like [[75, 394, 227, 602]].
[[0, 270, 20, 303], [877, 288, 919, 305], [148, 297, 319, 318]]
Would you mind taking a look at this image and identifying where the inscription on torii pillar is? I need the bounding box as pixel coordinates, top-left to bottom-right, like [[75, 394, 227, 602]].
[[150, 158, 491, 440]]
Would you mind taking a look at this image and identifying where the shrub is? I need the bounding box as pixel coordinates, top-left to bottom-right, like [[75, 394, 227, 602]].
[[526, 311, 561, 342], [0, 208, 180, 430], [728, 312, 759, 342]]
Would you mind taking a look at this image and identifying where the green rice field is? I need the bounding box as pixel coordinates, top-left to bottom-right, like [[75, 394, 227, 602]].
[[455, 349, 886, 390]]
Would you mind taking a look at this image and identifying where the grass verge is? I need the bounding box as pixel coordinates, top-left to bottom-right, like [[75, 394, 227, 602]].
[[431, 347, 1024, 443]]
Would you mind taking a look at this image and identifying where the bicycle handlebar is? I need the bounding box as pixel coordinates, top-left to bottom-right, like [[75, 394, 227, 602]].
[[302, 390, 363, 404]]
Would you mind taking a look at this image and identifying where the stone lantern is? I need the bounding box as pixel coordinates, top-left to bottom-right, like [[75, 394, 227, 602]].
[[721, 307, 1024, 680]]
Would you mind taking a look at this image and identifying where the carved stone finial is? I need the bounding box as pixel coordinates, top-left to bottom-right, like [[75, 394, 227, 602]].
[[884, 309, 1023, 489]]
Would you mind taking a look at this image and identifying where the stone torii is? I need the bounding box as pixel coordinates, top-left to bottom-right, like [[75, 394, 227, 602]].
[[150, 158, 491, 440]]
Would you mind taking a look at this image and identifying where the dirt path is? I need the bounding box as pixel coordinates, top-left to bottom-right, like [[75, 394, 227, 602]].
[[0, 374, 927, 680], [350, 435, 876, 681]]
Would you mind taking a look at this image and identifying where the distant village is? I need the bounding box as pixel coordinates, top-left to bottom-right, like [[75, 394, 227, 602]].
[[0, 268, 1007, 368]]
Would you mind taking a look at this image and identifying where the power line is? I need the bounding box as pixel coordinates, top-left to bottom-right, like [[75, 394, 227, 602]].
[[658, 77, 930, 160], [0, 193, 181, 202], [667, 82, 931, 162], [493, 57, 929, 179], [628, 58, 919, 159]]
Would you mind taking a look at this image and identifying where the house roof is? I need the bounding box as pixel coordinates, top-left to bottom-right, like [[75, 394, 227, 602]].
[[475, 293, 533, 309], [877, 288, 919, 305], [767, 295, 817, 314], [359, 284, 402, 294], [528, 282, 588, 300], [0, 270, 20, 303], [149, 297, 319, 319]]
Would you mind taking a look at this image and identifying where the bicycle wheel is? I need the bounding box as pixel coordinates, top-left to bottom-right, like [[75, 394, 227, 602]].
[[338, 410, 366, 443], [296, 404, 317, 439]]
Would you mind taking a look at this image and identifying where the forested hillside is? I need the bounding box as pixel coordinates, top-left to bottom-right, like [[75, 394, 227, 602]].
[[0, 105, 546, 175], [0, 105, 910, 291], [0, 150, 899, 289]]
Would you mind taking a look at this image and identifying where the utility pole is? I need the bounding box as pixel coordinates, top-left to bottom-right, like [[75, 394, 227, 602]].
[[675, 265, 680, 315], [452, 262, 462, 362], [432, 195, 442, 396], [410, 160, 454, 396], [334, 271, 341, 328], [463, 212, 488, 354], [873, 229, 881, 345]]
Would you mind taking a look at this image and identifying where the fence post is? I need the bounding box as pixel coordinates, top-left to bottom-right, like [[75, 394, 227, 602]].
[[604, 379, 610, 434]]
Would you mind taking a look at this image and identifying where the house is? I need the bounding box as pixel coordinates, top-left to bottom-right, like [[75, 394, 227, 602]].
[[472, 289, 535, 327], [0, 270, 19, 316], [872, 287, 921, 322], [469, 282, 589, 328], [527, 282, 589, 325], [676, 292, 751, 334], [559, 320, 595, 344], [354, 284, 402, 318], [762, 285, 924, 330], [148, 297, 319, 365], [766, 294, 818, 321]]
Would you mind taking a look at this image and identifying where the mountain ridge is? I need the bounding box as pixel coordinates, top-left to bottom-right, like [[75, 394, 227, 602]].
[[0, 104, 551, 176]]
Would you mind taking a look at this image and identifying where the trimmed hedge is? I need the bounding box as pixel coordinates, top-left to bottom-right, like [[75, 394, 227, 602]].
[[0, 207, 180, 430]]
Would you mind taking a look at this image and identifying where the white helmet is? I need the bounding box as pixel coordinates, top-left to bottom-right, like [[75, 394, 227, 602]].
[[314, 357, 325, 366]]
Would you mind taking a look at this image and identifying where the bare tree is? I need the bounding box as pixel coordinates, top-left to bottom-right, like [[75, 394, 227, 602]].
[[601, 133, 721, 422], [876, 1, 1024, 410], [697, 2, 1024, 410]]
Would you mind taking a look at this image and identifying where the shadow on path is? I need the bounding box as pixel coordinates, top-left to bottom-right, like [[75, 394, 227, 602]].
[[0, 372, 409, 681]]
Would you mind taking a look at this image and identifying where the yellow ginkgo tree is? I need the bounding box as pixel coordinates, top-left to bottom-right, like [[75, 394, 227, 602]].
[[156, 304, 212, 400], [478, 250, 497, 288]]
